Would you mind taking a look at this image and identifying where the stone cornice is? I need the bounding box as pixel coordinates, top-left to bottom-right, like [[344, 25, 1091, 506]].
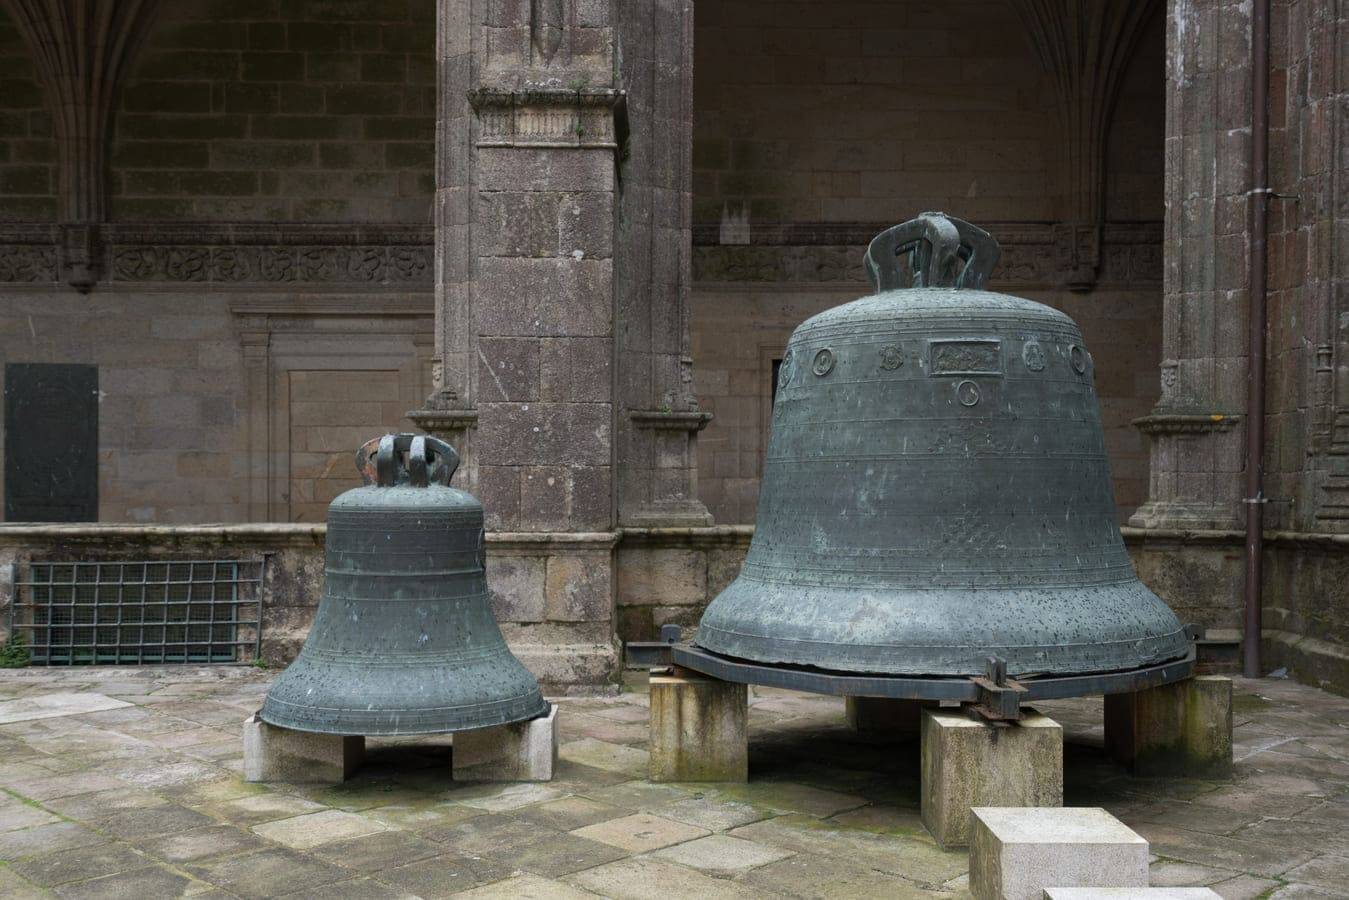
[[629, 410, 713, 432], [1133, 413, 1241, 435]]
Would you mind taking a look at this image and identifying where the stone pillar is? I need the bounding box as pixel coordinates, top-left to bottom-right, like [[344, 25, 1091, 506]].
[[6, 0, 163, 291], [920, 708, 1064, 850], [648, 670, 748, 782], [1130, 0, 1252, 530], [1105, 675, 1233, 778], [422, 0, 623, 692], [614, 1, 713, 527]]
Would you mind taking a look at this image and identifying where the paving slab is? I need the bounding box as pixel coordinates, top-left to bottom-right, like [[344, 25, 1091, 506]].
[[50, 864, 194, 900], [653, 833, 794, 873], [0, 692, 131, 724], [251, 808, 388, 850], [571, 811, 710, 852], [566, 856, 770, 900], [373, 852, 516, 898]]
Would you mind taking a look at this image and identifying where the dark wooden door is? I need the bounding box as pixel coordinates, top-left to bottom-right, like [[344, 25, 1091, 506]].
[[4, 364, 98, 521]]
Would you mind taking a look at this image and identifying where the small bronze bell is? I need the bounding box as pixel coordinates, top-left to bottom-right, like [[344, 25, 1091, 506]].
[[696, 213, 1189, 677], [261, 433, 548, 735]]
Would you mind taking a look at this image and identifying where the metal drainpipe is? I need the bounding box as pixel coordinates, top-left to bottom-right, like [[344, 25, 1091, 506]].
[[1243, 0, 1271, 679]]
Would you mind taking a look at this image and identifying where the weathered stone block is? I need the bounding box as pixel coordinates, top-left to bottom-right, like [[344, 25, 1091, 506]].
[[846, 697, 931, 737], [921, 708, 1063, 849], [649, 671, 747, 782], [242, 713, 364, 784], [452, 704, 557, 782], [1043, 890, 1221, 899], [969, 807, 1148, 900], [1104, 676, 1232, 779]]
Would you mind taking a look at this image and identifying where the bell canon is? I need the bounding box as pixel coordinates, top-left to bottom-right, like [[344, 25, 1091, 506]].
[[261, 433, 548, 735], [695, 213, 1190, 677]]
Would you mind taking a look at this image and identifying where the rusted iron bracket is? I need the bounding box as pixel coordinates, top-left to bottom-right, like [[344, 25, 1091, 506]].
[[970, 656, 1029, 722]]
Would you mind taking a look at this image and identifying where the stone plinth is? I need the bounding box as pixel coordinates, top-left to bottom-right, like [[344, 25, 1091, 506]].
[[453, 704, 558, 782], [649, 670, 748, 782], [1105, 676, 1232, 779], [1044, 890, 1221, 899], [846, 697, 931, 737], [970, 807, 1148, 900], [243, 713, 364, 784], [921, 708, 1063, 849]]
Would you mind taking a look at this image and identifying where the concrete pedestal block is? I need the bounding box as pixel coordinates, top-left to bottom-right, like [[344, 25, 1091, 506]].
[[453, 704, 558, 782], [1044, 889, 1221, 899], [970, 807, 1148, 900], [1104, 676, 1232, 779], [649, 670, 747, 782], [921, 707, 1063, 849], [243, 713, 364, 784], [846, 697, 932, 737]]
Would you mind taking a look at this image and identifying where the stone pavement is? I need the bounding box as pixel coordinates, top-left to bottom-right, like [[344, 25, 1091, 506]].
[[0, 668, 1343, 899]]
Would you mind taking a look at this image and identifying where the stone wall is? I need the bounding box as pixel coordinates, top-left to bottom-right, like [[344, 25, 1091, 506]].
[[5, 522, 1343, 699], [0, 291, 432, 523], [111, 0, 435, 223], [0, 6, 56, 222]]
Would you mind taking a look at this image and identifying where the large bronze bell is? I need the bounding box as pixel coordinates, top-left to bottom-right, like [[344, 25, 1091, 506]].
[[696, 213, 1189, 677], [261, 434, 548, 735]]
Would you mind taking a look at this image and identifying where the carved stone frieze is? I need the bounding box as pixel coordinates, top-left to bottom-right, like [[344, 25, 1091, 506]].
[[470, 87, 622, 149], [0, 223, 434, 287], [0, 244, 58, 283], [691, 221, 1162, 288]]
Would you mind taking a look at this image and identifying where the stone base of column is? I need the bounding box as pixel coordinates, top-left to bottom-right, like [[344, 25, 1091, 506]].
[[510, 641, 620, 697], [920, 707, 1063, 849], [846, 697, 932, 737], [452, 704, 558, 782], [648, 669, 748, 782], [243, 713, 365, 784], [1105, 675, 1233, 779], [970, 807, 1149, 900]]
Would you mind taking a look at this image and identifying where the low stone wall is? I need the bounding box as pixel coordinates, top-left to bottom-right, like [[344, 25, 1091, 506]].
[[2, 523, 1347, 697]]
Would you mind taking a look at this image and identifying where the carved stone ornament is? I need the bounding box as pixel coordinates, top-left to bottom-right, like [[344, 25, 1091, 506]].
[[470, 87, 623, 149]]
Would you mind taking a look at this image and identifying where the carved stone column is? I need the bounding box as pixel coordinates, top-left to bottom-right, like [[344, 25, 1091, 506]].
[[420, 0, 621, 692], [4, 0, 161, 291], [614, 0, 713, 527], [1128, 0, 1251, 530], [1012, 0, 1160, 291]]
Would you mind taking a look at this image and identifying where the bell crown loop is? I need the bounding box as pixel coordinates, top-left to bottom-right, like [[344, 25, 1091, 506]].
[[355, 432, 459, 487], [864, 211, 1001, 293]]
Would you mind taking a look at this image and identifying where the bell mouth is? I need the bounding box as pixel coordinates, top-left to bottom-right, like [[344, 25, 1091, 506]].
[[694, 574, 1191, 678], [259, 650, 549, 736]]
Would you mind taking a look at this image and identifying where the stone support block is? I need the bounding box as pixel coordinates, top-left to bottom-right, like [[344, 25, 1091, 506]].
[[1104, 676, 1232, 779], [1043, 890, 1221, 899], [970, 807, 1148, 900], [649, 669, 747, 782], [453, 704, 558, 782], [846, 697, 932, 737], [921, 708, 1063, 849], [243, 713, 364, 784]]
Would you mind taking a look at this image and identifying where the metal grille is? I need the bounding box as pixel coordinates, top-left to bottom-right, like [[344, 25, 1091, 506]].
[[12, 560, 264, 665]]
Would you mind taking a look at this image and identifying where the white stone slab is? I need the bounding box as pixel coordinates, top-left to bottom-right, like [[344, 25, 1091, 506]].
[[453, 703, 558, 782], [0, 691, 131, 724], [971, 807, 1148, 900], [1044, 890, 1221, 899]]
